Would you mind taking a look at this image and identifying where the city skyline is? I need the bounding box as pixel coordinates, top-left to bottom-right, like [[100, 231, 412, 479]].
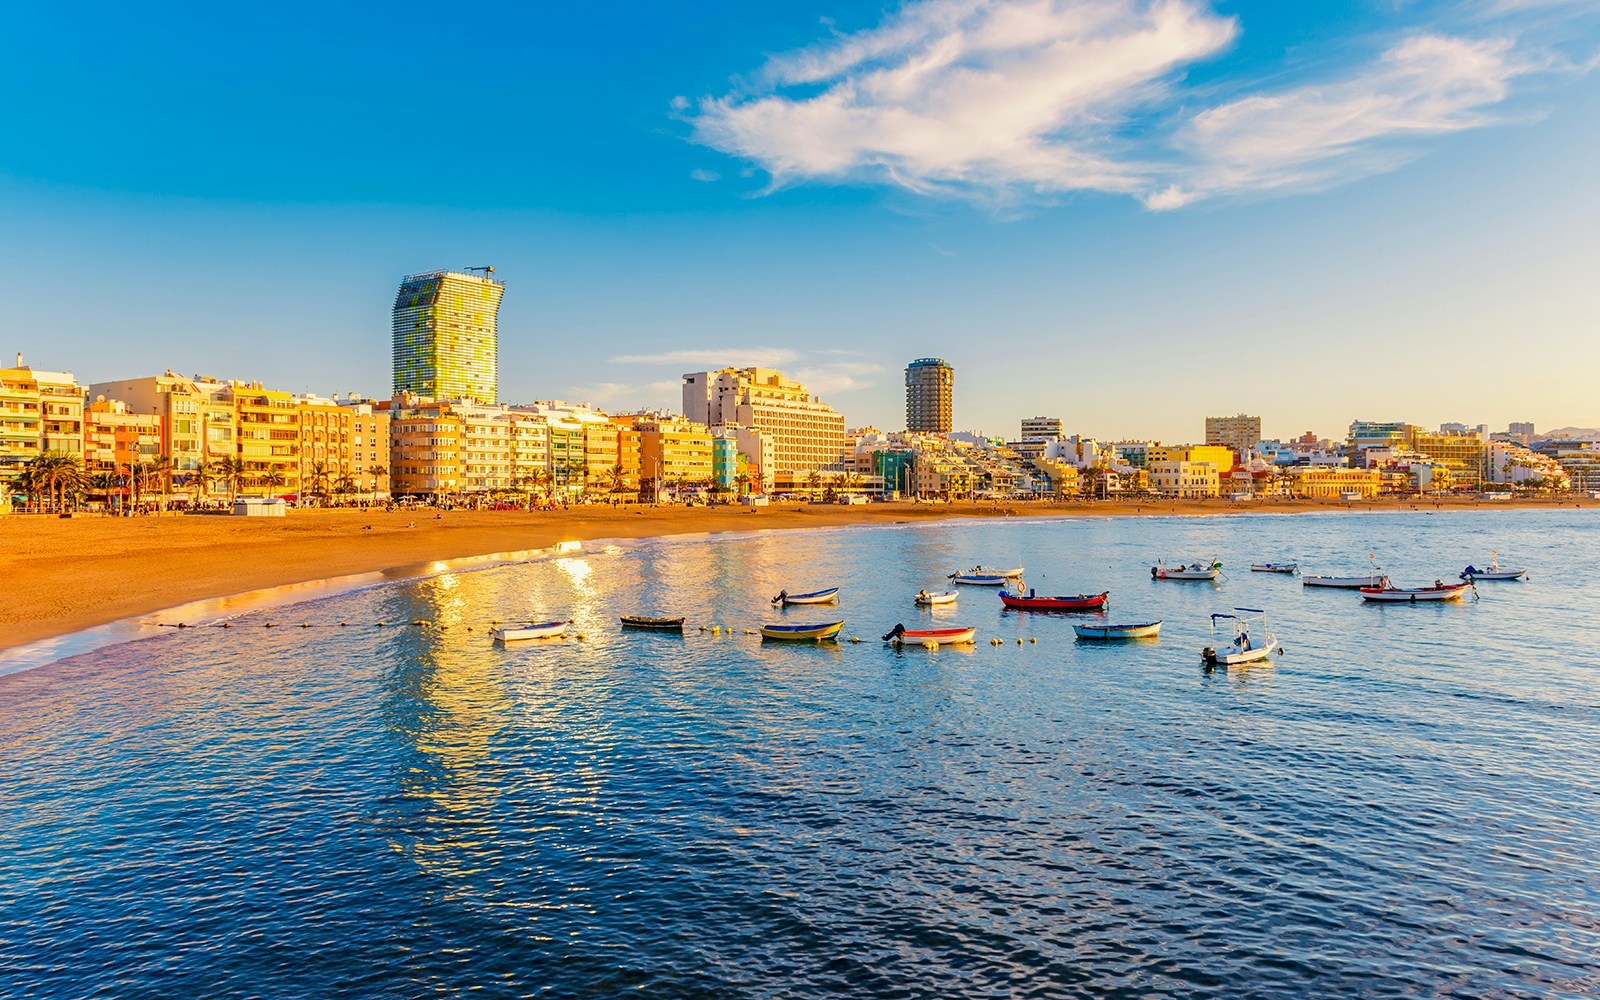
[[2, 1, 1597, 440]]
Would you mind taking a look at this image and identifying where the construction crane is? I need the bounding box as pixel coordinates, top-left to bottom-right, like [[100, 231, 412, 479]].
[[466, 265, 495, 276]]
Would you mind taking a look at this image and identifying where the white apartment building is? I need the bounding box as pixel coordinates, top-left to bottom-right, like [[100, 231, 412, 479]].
[[682, 368, 844, 476]]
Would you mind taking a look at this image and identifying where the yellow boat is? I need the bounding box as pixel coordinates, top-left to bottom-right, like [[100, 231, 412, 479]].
[[760, 621, 844, 642]]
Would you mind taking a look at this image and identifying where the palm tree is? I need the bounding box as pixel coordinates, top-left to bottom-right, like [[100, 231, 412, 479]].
[[805, 470, 823, 501], [734, 472, 751, 497], [215, 455, 244, 499], [367, 463, 388, 499], [185, 458, 212, 508], [261, 467, 287, 496], [307, 460, 331, 503], [88, 471, 116, 508]]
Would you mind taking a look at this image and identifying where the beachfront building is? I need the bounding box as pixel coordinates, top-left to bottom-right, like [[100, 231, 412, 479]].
[[1205, 414, 1262, 454], [1148, 460, 1221, 498], [0, 363, 45, 491], [294, 395, 391, 500], [1020, 416, 1062, 440], [1285, 467, 1381, 499], [904, 358, 954, 433], [1112, 441, 1158, 468], [711, 434, 741, 492], [1487, 441, 1567, 488], [634, 415, 713, 499], [1532, 439, 1600, 492], [83, 399, 162, 506], [392, 269, 504, 404], [385, 395, 464, 497], [517, 401, 620, 497], [682, 368, 845, 478], [89, 372, 241, 495]]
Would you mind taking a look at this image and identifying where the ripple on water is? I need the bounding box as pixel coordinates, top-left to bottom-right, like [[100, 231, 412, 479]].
[[2, 510, 1599, 998]]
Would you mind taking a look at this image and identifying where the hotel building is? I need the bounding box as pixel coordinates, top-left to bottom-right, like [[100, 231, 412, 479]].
[[1205, 414, 1262, 454], [1020, 416, 1062, 440], [392, 269, 504, 404], [682, 368, 844, 476], [905, 358, 954, 433]]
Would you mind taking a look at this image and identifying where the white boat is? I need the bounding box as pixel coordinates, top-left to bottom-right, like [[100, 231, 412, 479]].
[[1202, 609, 1279, 666], [1360, 581, 1474, 602], [914, 589, 958, 606], [881, 624, 977, 645], [1151, 559, 1222, 581], [491, 620, 568, 641], [1303, 572, 1387, 589], [1460, 552, 1526, 582], [950, 565, 1024, 585], [1250, 562, 1298, 574], [772, 587, 840, 605]]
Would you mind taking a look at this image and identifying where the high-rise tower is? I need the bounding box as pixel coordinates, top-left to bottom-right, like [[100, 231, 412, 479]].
[[904, 357, 953, 433], [392, 269, 504, 403]]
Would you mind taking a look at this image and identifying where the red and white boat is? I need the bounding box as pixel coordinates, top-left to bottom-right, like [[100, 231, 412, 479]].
[[998, 589, 1110, 611], [882, 624, 977, 645], [1360, 581, 1474, 602]]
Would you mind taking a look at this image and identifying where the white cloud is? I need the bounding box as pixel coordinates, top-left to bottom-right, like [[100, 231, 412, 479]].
[[564, 380, 682, 409], [1159, 34, 1530, 205], [693, 0, 1238, 201], [689, 168, 721, 182], [790, 361, 887, 397], [689, 0, 1575, 209], [610, 347, 800, 368]]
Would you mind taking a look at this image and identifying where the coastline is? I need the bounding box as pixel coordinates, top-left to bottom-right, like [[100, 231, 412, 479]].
[[2, 495, 1582, 652]]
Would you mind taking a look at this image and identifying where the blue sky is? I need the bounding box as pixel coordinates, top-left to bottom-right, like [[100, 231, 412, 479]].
[[2, 0, 1596, 441]]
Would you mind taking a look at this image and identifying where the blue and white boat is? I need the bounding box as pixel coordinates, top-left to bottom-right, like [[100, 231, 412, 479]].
[[949, 565, 1024, 586], [772, 587, 840, 606], [760, 621, 844, 642]]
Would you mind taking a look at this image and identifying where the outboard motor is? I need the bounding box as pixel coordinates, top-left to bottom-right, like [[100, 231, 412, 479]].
[[882, 624, 906, 642], [772, 590, 787, 605]]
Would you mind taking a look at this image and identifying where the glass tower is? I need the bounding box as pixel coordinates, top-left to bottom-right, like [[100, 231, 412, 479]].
[[392, 270, 505, 403]]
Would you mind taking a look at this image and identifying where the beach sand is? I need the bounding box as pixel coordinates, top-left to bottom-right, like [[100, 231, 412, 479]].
[[2, 495, 1576, 650]]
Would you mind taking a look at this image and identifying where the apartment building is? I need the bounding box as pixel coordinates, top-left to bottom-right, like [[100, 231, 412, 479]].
[[682, 368, 844, 477], [1204, 413, 1262, 454]]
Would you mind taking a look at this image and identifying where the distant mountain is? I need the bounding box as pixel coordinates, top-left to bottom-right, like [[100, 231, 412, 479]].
[[1537, 427, 1600, 441]]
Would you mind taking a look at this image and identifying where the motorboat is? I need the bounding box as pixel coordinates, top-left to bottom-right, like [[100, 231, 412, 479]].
[[913, 589, 958, 606], [772, 587, 840, 606], [1202, 609, 1279, 665], [881, 624, 977, 646], [998, 589, 1110, 611], [620, 616, 686, 631], [1360, 581, 1475, 602], [1461, 552, 1526, 582], [1073, 621, 1161, 640], [1250, 562, 1298, 574], [1151, 559, 1222, 581], [490, 620, 567, 641], [949, 565, 1024, 585], [760, 621, 844, 641]]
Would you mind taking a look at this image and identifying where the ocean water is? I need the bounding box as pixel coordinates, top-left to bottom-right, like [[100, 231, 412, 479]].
[[2, 509, 1598, 999]]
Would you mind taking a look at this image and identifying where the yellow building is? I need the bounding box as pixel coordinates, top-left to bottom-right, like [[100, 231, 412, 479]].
[[1149, 444, 1234, 471], [84, 399, 163, 505], [1, 365, 44, 490], [1148, 460, 1220, 498], [295, 395, 391, 499], [635, 416, 712, 495], [1286, 467, 1381, 499], [682, 368, 845, 477], [88, 372, 243, 495], [385, 396, 464, 497]]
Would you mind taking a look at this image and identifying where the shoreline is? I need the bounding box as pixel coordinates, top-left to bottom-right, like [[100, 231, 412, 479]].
[[3, 496, 1583, 653]]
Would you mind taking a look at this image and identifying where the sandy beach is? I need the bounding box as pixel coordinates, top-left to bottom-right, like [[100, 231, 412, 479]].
[[2, 495, 1580, 650]]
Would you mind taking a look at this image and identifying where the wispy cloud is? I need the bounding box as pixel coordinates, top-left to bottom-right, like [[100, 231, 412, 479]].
[[688, 0, 1582, 209], [610, 348, 800, 368], [1154, 34, 1531, 207], [791, 361, 887, 397], [689, 168, 721, 182], [693, 0, 1236, 202], [564, 380, 682, 410]]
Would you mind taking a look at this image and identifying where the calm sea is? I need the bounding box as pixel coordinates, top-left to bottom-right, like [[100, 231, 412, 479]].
[[2, 510, 1598, 999]]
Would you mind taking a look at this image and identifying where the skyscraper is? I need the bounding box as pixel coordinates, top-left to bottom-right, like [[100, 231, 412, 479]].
[[392, 269, 504, 404], [905, 357, 953, 433], [1204, 413, 1262, 454]]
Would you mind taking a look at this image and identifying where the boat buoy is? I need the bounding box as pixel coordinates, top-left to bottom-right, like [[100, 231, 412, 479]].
[[220, 623, 229, 628], [922, 640, 938, 649], [576, 634, 586, 641], [338, 622, 346, 627], [1029, 637, 1036, 644], [299, 623, 310, 628], [699, 625, 707, 631], [850, 636, 860, 643], [1016, 638, 1023, 645], [264, 622, 273, 628]]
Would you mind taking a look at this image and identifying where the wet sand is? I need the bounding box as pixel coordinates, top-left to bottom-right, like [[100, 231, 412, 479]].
[[1, 495, 1576, 650]]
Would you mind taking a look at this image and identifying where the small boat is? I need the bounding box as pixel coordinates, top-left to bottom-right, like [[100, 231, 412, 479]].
[[1360, 581, 1475, 602], [1250, 562, 1298, 574], [620, 616, 686, 631], [1073, 621, 1161, 640], [998, 589, 1110, 611], [881, 624, 977, 645], [1202, 609, 1279, 665], [760, 621, 844, 642], [772, 587, 840, 606], [1461, 552, 1526, 582], [1151, 559, 1222, 581], [490, 620, 567, 641], [914, 589, 958, 606], [948, 565, 1024, 585], [1303, 574, 1388, 589]]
